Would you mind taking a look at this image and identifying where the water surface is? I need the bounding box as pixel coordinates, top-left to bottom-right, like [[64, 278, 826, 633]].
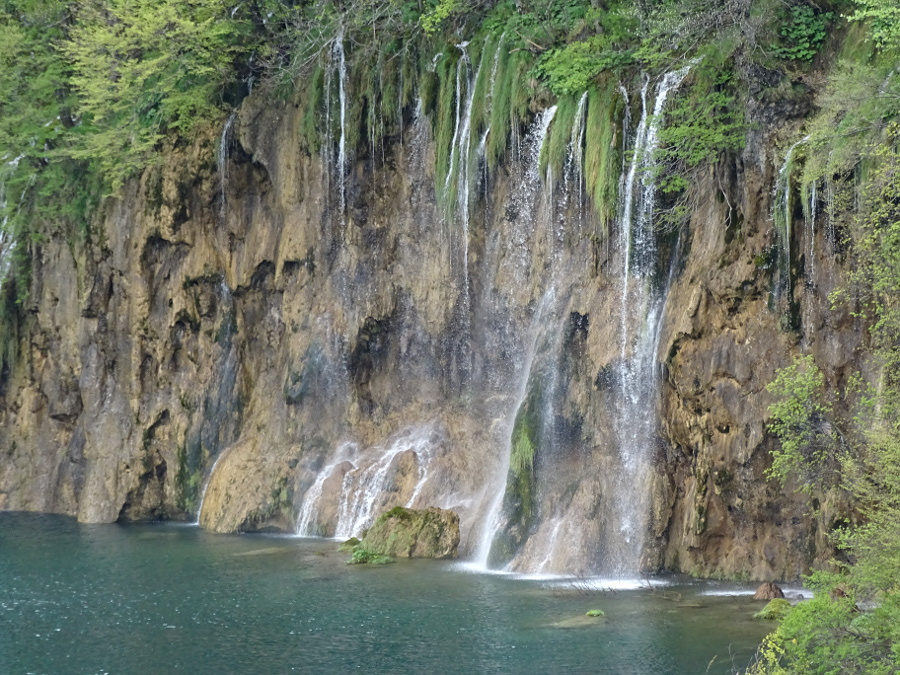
[[0, 514, 769, 673]]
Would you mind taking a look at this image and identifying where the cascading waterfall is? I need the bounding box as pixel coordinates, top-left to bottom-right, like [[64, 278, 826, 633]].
[[288, 53, 697, 577], [0, 155, 24, 283], [606, 65, 692, 575], [217, 111, 237, 217], [295, 425, 443, 538], [772, 135, 810, 297], [322, 28, 350, 223], [473, 105, 560, 569], [560, 91, 589, 230], [295, 441, 357, 536]]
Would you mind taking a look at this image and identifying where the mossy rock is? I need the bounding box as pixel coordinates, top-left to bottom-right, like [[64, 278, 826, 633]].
[[754, 598, 793, 621], [338, 537, 361, 552], [359, 506, 460, 559]]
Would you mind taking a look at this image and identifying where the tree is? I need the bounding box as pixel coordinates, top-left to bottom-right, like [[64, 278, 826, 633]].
[[62, 0, 249, 187]]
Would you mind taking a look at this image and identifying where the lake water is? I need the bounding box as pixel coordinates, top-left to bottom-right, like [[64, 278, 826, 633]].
[[0, 513, 772, 673]]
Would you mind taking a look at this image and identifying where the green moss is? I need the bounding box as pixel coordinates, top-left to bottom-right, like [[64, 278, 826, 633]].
[[338, 537, 361, 552], [300, 64, 325, 152], [754, 598, 793, 621], [347, 545, 395, 565], [433, 50, 460, 194], [584, 80, 622, 238], [541, 94, 577, 176], [175, 444, 202, 515], [487, 49, 533, 169], [510, 405, 537, 479]]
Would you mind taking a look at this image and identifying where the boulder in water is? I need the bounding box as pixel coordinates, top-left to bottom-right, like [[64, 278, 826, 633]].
[[753, 582, 785, 600], [360, 506, 460, 559]]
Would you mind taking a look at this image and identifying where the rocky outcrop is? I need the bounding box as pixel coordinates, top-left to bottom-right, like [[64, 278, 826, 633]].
[[360, 506, 460, 559], [0, 71, 861, 580], [754, 582, 786, 600]]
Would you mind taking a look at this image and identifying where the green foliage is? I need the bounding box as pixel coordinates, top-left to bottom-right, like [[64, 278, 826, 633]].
[[754, 598, 793, 621], [346, 542, 395, 565], [62, 0, 249, 188], [765, 355, 839, 495], [583, 81, 621, 236], [756, 132, 900, 675], [535, 32, 635, 97], [656, 55, 746, 182], [772, 5, 833, 62], [420, 0, 466, 35], [748, 573, 899, 674], [486, 46, 526, 169], [847, 0, 900, 51]]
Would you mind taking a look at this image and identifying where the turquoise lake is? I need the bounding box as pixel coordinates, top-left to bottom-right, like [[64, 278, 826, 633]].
[[0, 513, 774, 673]]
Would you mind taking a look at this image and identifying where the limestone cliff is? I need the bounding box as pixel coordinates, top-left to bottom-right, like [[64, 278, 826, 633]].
[[0, 71, 860, 580]]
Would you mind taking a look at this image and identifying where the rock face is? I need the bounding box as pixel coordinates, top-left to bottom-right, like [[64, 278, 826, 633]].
[[360, 507, 460, 559], [0, 72, 862, 579]]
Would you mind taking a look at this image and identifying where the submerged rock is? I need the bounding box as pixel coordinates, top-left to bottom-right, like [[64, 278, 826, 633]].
[[359, 506, 460, 559], [753, 582, 785, 600], [547, 615, 606, 629]]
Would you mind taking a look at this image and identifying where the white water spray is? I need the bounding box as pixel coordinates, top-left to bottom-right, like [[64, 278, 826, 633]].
[[217, 111, 237, 217], [607, 65, 692, 575]]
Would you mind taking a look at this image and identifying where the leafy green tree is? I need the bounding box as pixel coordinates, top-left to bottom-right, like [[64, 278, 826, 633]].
[[848, 0, 900, 50], [750, 132, 900, 675], [62, 0, 249, 187]]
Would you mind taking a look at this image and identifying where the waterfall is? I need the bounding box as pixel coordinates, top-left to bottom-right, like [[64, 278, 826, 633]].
[[564, 92, 589, 195], [195, 279, 240, 523], [0, 155, 24, 284], [294, 425, 443, 539], [336, 30, 348, 221], [472, 106, 559, 569], [322, 28, 350, 224], [605, 65, 692, 575], [515, 107, 558, 220], [295, 441, 358, 536], [772, 135, 810, 297], [196, 447, 227, 523], [217, 111, 237, 217], [445, 42, 481, 310], [804, 178, 818, 282]]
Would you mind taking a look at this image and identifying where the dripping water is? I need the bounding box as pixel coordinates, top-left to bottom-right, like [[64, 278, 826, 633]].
[[322, 28, 350, 225], [217, 111, 237, 218], [336, 28, 349, 223], [607, 65, 692, 575], [195, 280, 241, 523], [473, 106, 559, 570], [772, 135, 810, 299], [559, 91, 589, 234], [295, 426, 442, 539], [0, 155, 24, 283]]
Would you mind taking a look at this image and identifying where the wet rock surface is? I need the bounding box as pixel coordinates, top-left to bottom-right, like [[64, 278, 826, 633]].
[[360, 506, 460, 559], [0, 82, 860, 580]]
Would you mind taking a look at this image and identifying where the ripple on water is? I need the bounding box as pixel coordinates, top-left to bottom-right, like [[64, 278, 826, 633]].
[[0, 514, 770, 674]]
